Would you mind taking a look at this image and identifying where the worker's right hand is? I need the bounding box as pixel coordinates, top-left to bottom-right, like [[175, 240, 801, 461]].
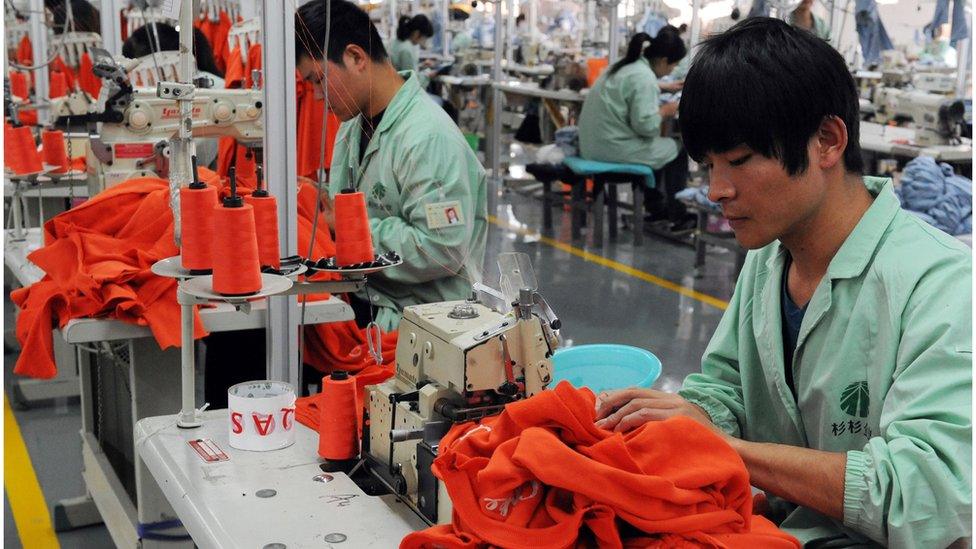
[[659, 101, 680, 118], [593, 388, 714, 433]]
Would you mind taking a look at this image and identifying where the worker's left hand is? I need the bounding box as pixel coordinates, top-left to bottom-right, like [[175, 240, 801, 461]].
[[594, 388, 714, 433]]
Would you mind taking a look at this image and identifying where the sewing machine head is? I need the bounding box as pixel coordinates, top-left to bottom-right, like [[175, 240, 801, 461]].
[[364, 253, 560, 524], [874, 87, 966, 146]]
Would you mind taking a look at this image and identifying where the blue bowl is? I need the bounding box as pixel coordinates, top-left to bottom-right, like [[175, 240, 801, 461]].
[[551, 344, 662, 393]]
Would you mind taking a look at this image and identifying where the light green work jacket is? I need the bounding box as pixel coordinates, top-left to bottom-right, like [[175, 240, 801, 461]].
[[329, 71, 488, 330], [791, 11, 832, 42], [577, 57, 678, 170], [389, 38, 429, 88], [679, 177, 972, 548]]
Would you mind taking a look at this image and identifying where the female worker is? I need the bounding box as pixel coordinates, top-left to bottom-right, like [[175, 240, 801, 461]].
[[578, 27, 694, 231], [390, 14, 435, 87]]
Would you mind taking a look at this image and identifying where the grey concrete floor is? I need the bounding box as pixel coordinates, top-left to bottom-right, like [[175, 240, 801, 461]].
[[3, 156, 736, 547]]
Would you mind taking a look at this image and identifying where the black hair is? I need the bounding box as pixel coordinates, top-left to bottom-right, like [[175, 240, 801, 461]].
[[609, 27, 686, 75], [680, 18, 862, 176], [122, 23, 223, 78], [295, 0, 388, 64], [396, 14, 434, 41], [45, 0, 100, 34]]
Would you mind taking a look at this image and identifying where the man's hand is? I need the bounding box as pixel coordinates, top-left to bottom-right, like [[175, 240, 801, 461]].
[[594, 388, 715, 433], [659, 101, 680, 118]]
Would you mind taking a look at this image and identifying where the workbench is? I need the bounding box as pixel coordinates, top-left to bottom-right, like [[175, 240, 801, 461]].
[[493, 81, 587, 144], [53, 296, 355, 549], [135, 409, 426, 548], [859, 121, 973, 175]]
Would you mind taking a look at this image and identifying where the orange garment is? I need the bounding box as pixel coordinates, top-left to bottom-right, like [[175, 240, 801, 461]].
[[245, 44, 263, 88], [401, 383, 801, 549], [215, 44, 261, 180], [296, 75, 341, 179], [16, 35, 32, 66], [195, 12, 233, 74], [10, 177, 208, 379], [223, 45, 246, 88], [78, 52, 102, 99]]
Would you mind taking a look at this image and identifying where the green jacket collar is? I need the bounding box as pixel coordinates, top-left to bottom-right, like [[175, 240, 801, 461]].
[[368, 70, 422, 139], [763, 176, 898, 280]]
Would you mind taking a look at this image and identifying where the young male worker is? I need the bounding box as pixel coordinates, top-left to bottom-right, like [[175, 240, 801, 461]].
[[295, 0, 487, 330], [595, 18, 971, 548]]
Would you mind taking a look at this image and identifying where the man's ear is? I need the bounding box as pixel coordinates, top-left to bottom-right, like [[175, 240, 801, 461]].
[[342, 44, 370, 72], [816, 116, 848, 170]]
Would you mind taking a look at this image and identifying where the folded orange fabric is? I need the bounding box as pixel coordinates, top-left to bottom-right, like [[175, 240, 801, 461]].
[[11, 177, 208, 379], [401, 383, 801, 549]]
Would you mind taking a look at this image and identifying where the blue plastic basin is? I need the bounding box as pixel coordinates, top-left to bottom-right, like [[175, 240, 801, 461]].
[[551, 344, 662, 393]]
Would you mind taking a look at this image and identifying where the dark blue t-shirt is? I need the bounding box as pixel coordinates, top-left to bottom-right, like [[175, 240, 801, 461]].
[[781, 257, 806, 398]]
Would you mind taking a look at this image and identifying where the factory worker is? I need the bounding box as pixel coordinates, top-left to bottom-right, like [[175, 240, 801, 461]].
[[578, 27, 695, 231], [389, 14, 435, 87], [595, 18, 971, 548], [789, 0, 831, 41], [296, 0, 487, 331]]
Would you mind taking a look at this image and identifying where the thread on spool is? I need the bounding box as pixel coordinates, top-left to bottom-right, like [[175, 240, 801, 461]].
[[4, 123, 15, 169], [211, 167, 262, 295], [48, 71, 68, 99], [244, 165, 280, 269], [333, 190, 375, 266], [317, 371, 361, 461], [9, 126, 42, 174], [9, 71, 28, 99], [41, 129, 69, 171], [180, 155, 219, 272]]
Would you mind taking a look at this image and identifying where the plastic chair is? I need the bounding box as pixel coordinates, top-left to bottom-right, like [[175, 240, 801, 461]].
[[563, 156, 656, 247], [551, 344, 662, 393]]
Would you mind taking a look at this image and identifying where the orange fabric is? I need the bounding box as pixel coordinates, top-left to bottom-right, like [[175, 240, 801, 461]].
[[10, 178, 208, 379], [16, 35, 32, 66], [78, 52, 103, 99], [195, 12, 233, 74], [586, 58, 609, 87], [17, 110, 38, 126], [223, 45, 246, 89], [402, 383, 801, 549], [296, 75, 341, 179], [215, 44, 261, 180], [245, 44, 263, 88]]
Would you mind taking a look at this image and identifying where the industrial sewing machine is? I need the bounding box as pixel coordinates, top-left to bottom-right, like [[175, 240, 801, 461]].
[[872, 86, 967, 146], [363, 253, 561, 525], [51, 48, 264, 190]]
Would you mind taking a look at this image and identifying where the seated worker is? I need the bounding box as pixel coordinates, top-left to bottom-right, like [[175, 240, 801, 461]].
[[594, 18, 971, 547], [295, 0, 487, 331], [390, 14, 435, 87], [122, 23, 225, 167], [578, 27, 695, 231], [790, 0, 831, 41]]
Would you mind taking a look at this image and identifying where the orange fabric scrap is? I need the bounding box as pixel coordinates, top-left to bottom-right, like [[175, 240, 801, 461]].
[[401, 382, 801, 549]]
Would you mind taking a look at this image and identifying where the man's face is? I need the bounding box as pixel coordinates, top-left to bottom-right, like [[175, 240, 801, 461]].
[[297, 53, 364, 122], [703, 141, 828, 249]]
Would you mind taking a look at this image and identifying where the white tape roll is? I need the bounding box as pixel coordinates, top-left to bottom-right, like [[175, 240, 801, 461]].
[[227, 380, 297, 452]]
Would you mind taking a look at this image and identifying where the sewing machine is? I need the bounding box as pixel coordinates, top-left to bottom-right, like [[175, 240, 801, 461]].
[[50, 48, 264, 190], [363, 253, 560, 525], [872, 87, 966, 146]]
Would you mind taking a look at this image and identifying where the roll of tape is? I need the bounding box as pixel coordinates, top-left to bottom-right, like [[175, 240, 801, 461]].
[[228, 380, 296, 452]]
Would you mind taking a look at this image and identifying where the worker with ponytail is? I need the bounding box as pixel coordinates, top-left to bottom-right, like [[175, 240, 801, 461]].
[[578, 26, 696, 230], [390, 14, 435, 87]]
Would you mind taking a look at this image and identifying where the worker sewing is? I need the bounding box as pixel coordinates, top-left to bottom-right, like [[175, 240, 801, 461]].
[[295, 0, 487, 331], [594, 18, 971, 547], [389, 14, 435, 88], [578, 27, 695, 231], [789, 0, 831, 41]]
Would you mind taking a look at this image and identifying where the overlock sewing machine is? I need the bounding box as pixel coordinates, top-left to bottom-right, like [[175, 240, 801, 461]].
[[50, 47, 264, 190], [362, 253, 561, 524]]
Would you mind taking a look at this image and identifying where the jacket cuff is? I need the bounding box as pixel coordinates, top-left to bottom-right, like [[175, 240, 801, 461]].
[[842, 449, 871, 531], [678, 391, 741, 437]]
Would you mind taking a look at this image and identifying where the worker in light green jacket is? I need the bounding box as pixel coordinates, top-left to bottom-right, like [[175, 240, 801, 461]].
[[790, 0, 832, 42], [595, 18, 971, 548], [578, 27, 694, 229], [390, 14, 434, 89], [297, 0, 487, 331]]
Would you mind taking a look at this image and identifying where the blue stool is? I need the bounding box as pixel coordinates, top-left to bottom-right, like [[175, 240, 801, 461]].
[[551, 344, 662, 393], [562, 157, 657, 247]]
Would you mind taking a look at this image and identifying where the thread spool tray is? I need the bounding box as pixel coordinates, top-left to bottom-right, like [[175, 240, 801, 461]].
[[151, 256, 201, 279], [305, 252, 403, 276], [180, 273, 293, 303]]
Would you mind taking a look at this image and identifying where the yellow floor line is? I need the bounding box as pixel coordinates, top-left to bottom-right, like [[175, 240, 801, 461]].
[[4, 397, 60, 548], [488, 215, 730, 311]]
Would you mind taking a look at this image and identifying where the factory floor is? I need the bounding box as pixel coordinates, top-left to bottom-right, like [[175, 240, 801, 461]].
[[3, 164, 738, 547]]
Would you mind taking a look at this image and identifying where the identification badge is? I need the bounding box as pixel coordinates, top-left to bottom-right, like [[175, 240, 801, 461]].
[[426, 201, 465, 229]]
